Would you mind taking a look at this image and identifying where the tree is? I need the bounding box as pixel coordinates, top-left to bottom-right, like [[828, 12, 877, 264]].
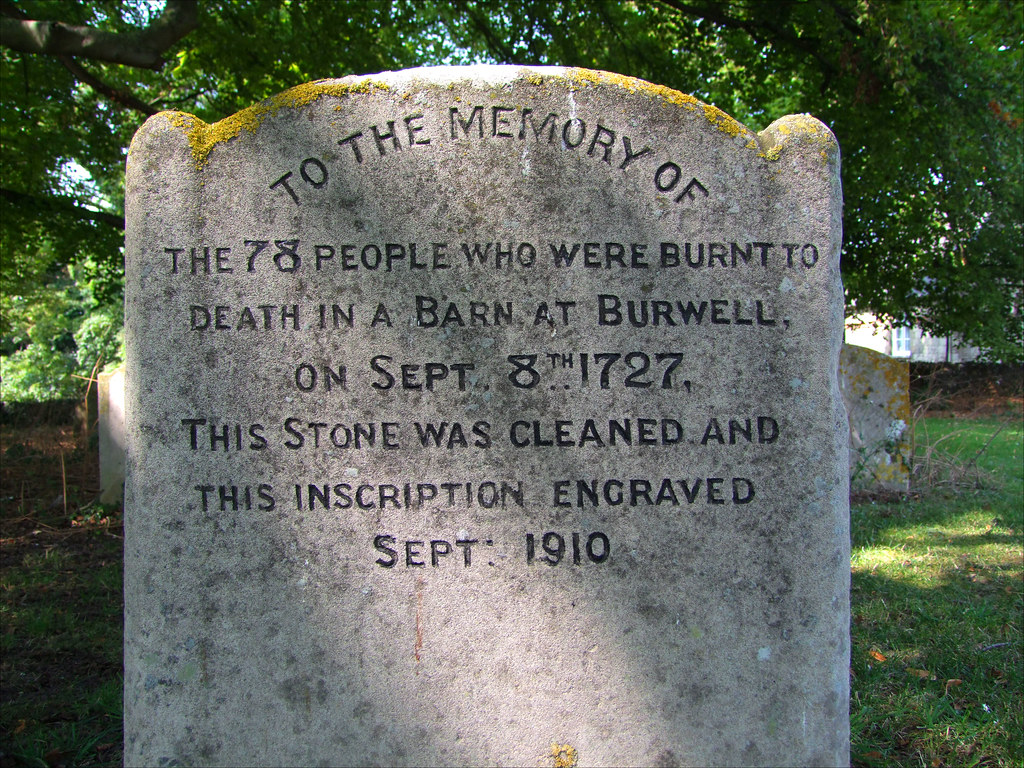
[[1, 0, 446, 398], [1, 0, 1021, 400]]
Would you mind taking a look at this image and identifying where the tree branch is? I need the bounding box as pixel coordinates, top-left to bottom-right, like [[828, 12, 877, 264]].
[[1, 187, 124, 230], [58, 56, 157, 115], [0, 0, 198, 69], [3, 0, 165, 116], [654, 0, 838, 78], [449, 0, 520, 64], [152, 88, 209, 109]]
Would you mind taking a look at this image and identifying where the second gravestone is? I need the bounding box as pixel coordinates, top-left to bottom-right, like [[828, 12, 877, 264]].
[[125, 66, 848, 767]]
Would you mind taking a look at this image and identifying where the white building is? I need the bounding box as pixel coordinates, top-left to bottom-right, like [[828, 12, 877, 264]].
[[844, 314, 982, 363]]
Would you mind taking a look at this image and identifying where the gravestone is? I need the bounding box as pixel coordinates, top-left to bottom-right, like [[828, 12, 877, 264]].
[[840, 344, 911, 492], [98, 365, 126, 505], [124, 66, 848, 767]]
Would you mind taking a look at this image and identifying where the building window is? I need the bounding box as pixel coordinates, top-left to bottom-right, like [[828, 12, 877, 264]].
[[892, 326, 911, 357]]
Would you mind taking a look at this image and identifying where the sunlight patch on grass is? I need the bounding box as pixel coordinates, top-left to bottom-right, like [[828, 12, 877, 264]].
[[851, 414, 1022, 767], [852, 546, 909, 569]]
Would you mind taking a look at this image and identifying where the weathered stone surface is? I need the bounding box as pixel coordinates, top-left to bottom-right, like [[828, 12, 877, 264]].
[[840, 343, 911, 492], [124, 66, 848, 767], [98, 365, 126, 505]]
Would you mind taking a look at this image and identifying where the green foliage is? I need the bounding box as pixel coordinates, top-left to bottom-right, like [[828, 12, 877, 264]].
[[1, 0, 457, 401], [164, 0, 450, 120], [1, 2, 134, 401], [1, 0, 1022, 401], [0, 266, 122, 402]]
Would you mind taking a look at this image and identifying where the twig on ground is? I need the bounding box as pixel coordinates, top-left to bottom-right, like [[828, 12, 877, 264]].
[[978, 643, 1010, 652], [61, 451, 68, 518]]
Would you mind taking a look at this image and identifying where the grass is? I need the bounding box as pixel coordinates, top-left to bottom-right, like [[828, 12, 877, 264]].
[[0, 414, 1021, 766], [851, 414, 1023, 767], [1, 425, 123, 768]]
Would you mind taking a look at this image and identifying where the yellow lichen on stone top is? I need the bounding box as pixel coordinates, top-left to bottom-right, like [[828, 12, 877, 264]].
[[558, 68, 766, 147], [759, 113, 838, 163], [549, 742, 578, 768], [771, 113, 835, 141], [154, 68, 830, 170], [701, 103, 756, 143], [162, 78, 390, 169], [562, 67, 698, 109]]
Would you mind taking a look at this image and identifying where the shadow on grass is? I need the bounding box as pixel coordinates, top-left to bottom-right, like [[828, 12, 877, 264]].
[[849, 524, 1023, 768], [851, 490, 1021, 540], [0, 526, 124, 768]]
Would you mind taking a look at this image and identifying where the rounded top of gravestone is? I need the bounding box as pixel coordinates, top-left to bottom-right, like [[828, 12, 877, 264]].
[[129, 65, 838, 173]]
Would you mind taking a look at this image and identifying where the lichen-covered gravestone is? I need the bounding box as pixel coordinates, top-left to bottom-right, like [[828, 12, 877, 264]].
[[125, 66, 848, 767], [840, 343, 911, 493]]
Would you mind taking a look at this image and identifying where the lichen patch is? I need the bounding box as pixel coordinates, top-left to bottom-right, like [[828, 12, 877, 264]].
[[162, 78, 391, 169], [549, 742, 579, 768]]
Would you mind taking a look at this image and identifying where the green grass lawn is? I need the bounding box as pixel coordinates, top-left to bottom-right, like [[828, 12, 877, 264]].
[[1, 415, 1022, 766], [851, 415, 1023, 767], [0, 538, 122, 768]]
